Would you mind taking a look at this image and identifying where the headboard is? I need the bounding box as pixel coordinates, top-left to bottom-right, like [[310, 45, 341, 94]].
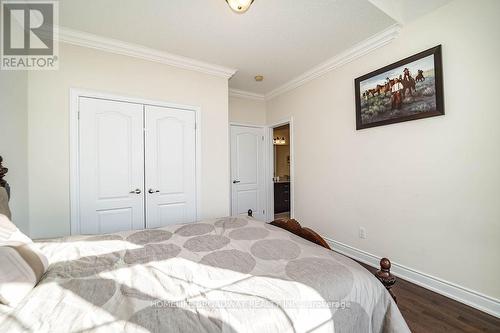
[[0, 155, 10, 198]]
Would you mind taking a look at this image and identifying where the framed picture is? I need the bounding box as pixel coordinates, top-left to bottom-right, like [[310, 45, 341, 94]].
[[355, 45, 444, 130]]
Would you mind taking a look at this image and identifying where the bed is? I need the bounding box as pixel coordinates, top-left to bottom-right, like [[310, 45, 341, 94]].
[[0, 156, 410, 332]]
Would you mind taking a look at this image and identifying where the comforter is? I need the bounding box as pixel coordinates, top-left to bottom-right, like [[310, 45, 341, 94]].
[[0, 216, 410, 332]]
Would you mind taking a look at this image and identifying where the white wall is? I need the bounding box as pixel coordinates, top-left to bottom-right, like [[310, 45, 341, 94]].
[[0, 71, 29, 234], [266, 0, 500, 300], [229, 96, 266, 125], [28, 44, 230, 238]]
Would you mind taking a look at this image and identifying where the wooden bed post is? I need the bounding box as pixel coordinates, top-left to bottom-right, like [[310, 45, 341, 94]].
[[0, 156, 9, 198], [375, 258, 397, 303]]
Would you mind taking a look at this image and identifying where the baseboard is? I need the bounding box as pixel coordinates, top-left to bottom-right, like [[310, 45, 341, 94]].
[[323, 237, 500, 318]]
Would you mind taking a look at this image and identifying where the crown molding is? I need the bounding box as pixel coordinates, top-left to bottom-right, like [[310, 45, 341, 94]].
[[55, 24, 399, 95], [229, 88, 265, 101], [57, 27, 238, 79], [265, 24, 401, 100]]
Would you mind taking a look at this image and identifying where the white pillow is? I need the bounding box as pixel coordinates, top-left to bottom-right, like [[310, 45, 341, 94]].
[[0, 214, 48, 307], [0, 214, 31, 244]]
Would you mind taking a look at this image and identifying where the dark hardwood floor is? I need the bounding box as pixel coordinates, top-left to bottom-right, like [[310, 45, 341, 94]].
[[359, 263, 500, 333]]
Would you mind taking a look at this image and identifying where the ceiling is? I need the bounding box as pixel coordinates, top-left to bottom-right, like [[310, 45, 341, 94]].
[[368, 0, 453, 24], [57, 0, 448, 95]]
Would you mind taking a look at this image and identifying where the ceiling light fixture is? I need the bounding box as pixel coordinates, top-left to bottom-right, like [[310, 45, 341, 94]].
[[225, 0, 255, 13], [254, 75, 264, 82]]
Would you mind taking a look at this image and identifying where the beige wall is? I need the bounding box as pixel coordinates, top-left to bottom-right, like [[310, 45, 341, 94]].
[[0, 71, 29, 234], [229, 96, 266, 125], [266, 0, 500, 299], [28, 44, 230, 238]]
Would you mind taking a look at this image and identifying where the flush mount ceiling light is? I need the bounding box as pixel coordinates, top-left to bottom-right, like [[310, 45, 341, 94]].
[[254, 75, 264, 82], [225, 0, 255, 13]]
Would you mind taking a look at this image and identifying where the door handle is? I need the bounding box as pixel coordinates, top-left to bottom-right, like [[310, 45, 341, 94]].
[[233, 180, 240, 184], [130, 189, 141, 194], [148, 189, 160, 194]]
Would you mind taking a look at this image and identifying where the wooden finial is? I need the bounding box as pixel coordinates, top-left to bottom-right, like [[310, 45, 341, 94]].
[[0, 156, 8, 188], [376, 257, 397, 303], [380, 257, 391, 271]]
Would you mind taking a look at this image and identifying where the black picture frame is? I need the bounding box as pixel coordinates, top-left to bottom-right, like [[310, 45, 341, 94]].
[[355, 45, 444, 130]]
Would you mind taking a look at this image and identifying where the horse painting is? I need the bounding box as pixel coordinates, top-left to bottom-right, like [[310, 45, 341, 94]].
[[355, 45, 444, 130]]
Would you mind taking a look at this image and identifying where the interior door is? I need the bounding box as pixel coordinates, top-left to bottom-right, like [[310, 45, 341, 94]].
[[79, 97, 145, 234], [145, 105, 196, 228], [230, 125, 266, 220]]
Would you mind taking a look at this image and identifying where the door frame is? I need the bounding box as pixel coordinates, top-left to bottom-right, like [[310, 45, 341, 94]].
[[228, 122, 270, 219], [267, 117, 295, 222], [69, 88, 202, 235]]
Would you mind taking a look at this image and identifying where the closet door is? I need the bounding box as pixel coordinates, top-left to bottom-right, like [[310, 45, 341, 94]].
[[79, 97, 145, 234], [145, 105, 196, 228]]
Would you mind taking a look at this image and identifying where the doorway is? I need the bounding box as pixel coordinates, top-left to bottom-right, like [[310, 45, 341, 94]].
[[272, 124, 291, 220], [228, 119, 293, 222]]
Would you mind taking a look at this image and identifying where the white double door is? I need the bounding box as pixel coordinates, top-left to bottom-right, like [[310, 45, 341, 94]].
[[79, 97, 196, 234]]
